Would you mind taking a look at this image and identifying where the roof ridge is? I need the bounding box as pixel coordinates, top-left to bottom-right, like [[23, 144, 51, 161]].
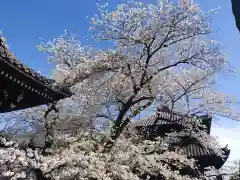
[[130, 111, 188, 124]]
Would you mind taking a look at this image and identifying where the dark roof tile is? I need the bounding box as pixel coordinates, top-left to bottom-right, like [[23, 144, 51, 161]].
[[129, 112, 189, 128], [183, 143, 213, 157], [0, 37, 56, 88]]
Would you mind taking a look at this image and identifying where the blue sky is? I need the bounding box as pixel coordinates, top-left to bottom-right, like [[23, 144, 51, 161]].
[[1, 0, 240, 161]]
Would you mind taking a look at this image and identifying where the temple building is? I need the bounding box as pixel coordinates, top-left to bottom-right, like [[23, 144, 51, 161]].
[[128, 106, 230, 177], [0, 36, 71, 113]]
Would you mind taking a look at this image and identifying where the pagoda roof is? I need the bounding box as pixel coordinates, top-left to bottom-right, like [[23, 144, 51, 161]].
[[0, 37, 71, 113], [128, 111, 212, 134], [183, 143, 214, 157], [127, 110, 229, 169], [183, 142, 230, 170]]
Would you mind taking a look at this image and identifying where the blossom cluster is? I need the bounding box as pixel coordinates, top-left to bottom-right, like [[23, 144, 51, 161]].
[[0, 130, 215, 180], [35, 0, 239, 124]]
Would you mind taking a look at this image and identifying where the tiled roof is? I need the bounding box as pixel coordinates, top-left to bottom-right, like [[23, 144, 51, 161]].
[[128, 112, 216, 157], [128, 111, 190, 128], [0, 36, 72, 112], [0, 38, 55, 87], [128, 110, 229, 169], [182, 143, 230, 170], [127, 110, 222, 157], [183, 143, 214, 157]]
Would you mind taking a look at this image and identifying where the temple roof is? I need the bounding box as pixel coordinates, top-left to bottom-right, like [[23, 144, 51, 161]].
[[0, 36, 71, 113], [0, 38, 55, 86], [128, 110, 212, 134], [129, 113, 186, 126], [128, 109, 229, 169], [183, 142, 230, 170], [183, 143, 214, 157]]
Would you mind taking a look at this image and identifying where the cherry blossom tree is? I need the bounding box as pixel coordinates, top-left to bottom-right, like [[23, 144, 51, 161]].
[[0, 120, 226, 180], [0, 0, 237, 179], [179, 0, 194, 9], [37, 0, 236, 141]]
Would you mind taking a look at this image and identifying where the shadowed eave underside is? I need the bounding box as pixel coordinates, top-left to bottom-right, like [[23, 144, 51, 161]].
[[0, 36, 71, 113]]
